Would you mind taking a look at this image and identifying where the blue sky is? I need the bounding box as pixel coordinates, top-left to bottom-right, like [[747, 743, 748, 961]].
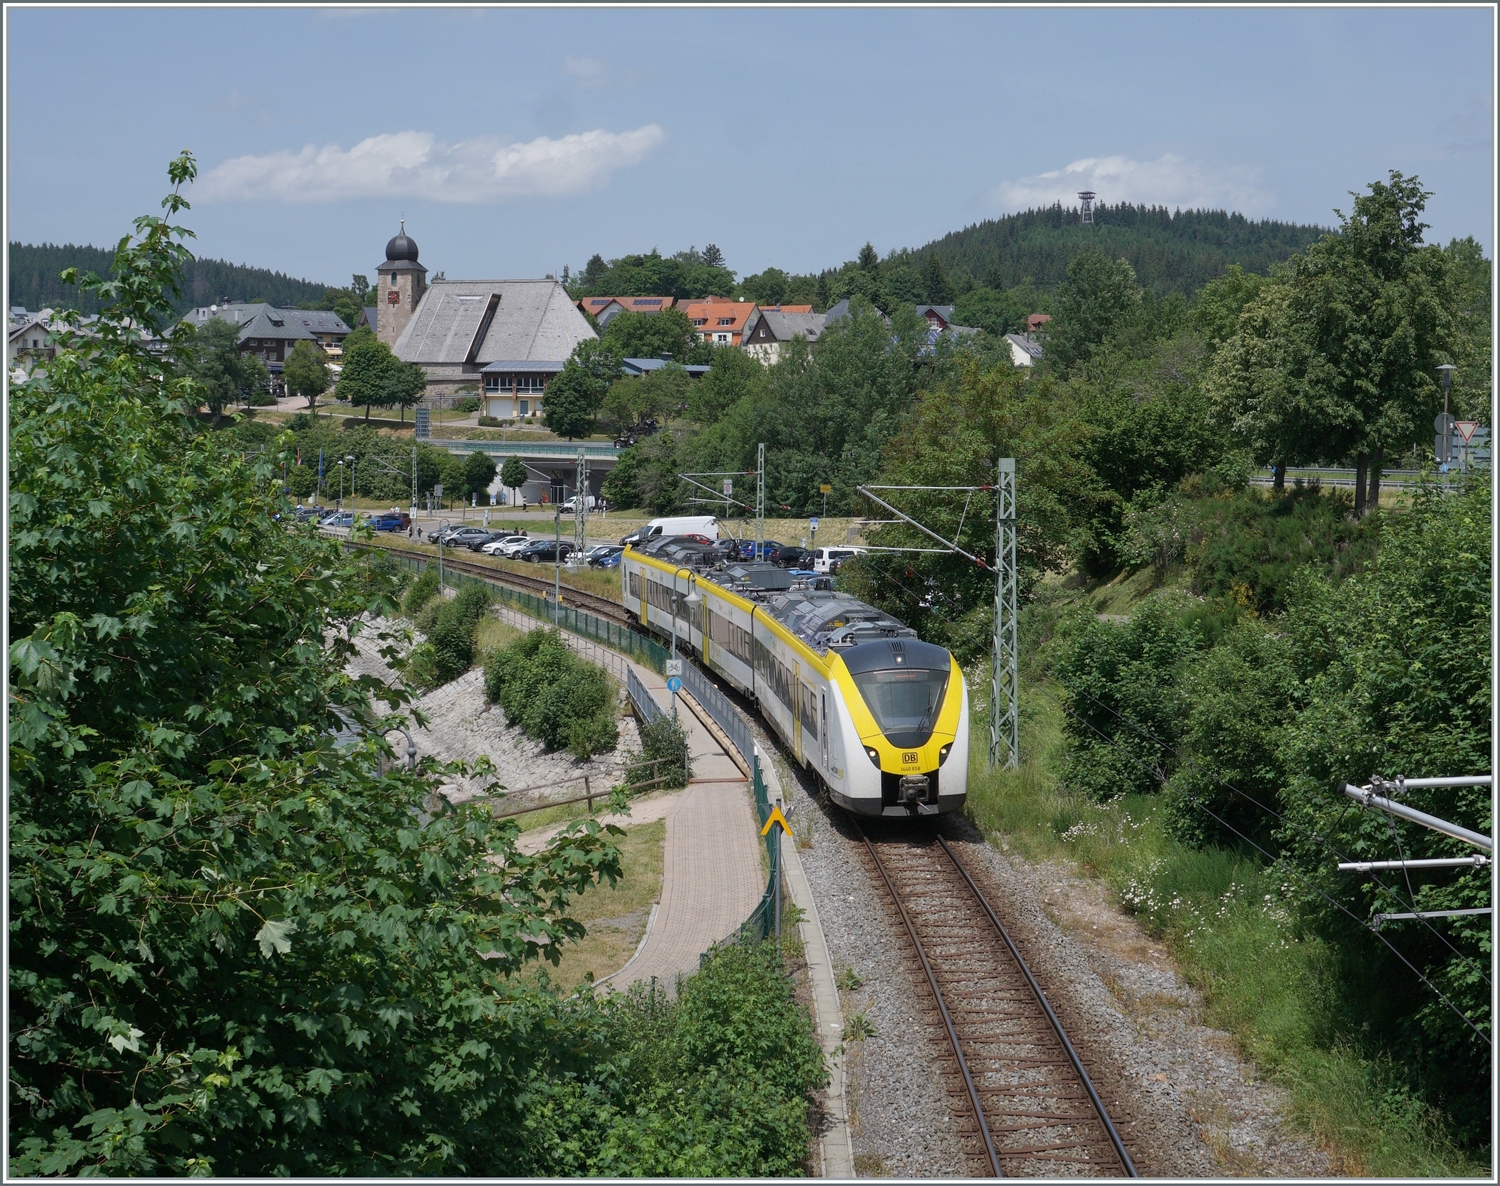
[[6, 6, 1494, 289]]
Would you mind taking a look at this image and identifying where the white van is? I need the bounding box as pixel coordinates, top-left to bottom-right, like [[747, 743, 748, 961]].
[[621, 514, 719, 546], [560, 494, 597, 513], [812, 545, 866, 574]]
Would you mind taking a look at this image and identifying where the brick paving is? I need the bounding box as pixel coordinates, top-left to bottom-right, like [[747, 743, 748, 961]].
[[599, 662, 765, 995]]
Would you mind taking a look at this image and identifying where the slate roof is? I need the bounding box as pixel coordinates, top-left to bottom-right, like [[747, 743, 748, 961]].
[[1005, 333, 1044, 360], [393, 280, 595, 366], [359, 306, 379, 332], [179, 302, 351, 342], [823, 298, 889, 327], [620, 357, 711, 377], [746, 310, 826, 344]]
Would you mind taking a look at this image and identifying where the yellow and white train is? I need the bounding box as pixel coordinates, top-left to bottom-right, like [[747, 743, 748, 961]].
[[621, 538, 969, 817]]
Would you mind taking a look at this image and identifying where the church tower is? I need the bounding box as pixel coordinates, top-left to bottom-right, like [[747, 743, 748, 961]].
[[375, 220, 427, 348]]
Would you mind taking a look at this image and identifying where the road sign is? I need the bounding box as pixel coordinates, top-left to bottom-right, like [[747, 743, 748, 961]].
[[809, 516, 820, 531], [723, 478, 734, 497], [433, 483, 443, 499], [1455, 420, 1480, 444], [760, 802, 792, 837], [666, 675, 683, 694], [819, 483, 831, 494], [665, 659, 683, 676]]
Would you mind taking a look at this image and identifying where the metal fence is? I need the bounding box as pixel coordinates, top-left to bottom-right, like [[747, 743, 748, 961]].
[[374, 548, 670, 673], [677, 660, 754, 771], [626, 668, 664, 727]]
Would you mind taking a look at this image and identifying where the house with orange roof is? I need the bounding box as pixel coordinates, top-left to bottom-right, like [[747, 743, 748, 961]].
[[681, 296, 757, 346], [575, 295, 675, 328]]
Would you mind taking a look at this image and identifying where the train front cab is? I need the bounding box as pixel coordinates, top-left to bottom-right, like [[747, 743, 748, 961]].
[[826, 639, 969, 818]]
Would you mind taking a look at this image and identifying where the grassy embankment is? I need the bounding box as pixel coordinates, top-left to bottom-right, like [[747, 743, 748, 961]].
[[524, 820, 667, 994], [963, 567, 1483, 1177]]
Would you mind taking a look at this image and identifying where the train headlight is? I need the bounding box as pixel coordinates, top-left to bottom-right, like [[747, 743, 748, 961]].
[[864, 746, 881, 768], [938, 743, 953, 766]]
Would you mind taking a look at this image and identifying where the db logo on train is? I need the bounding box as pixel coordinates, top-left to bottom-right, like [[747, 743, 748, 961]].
[[902, 752, 920, 765]]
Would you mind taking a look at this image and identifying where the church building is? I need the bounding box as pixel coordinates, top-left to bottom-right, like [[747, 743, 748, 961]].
[[377, 224, 597, 415]]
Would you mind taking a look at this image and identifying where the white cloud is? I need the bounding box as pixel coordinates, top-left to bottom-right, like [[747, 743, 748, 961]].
[[198, 125, 666, 204], [993, 154, 1271, 216]]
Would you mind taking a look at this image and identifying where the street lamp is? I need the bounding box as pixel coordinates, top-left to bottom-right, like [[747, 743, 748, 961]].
[[345, 454, 356, 512], [336, 459, 344, 510], [437, 517, 451, 589], [381, 726, 417, 773]]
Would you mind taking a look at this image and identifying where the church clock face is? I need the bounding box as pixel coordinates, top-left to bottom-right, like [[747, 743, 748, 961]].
[[387, 289, 400, 304]]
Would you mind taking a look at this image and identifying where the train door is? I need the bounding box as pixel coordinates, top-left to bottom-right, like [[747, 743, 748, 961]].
[[820, 692, 829, 771]]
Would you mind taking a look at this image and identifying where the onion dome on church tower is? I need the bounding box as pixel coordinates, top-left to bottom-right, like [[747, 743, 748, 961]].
[[385, 219, 419, 263]]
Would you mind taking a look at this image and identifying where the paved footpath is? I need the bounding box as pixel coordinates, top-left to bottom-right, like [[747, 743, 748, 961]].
[[597, 660, 765, 995]]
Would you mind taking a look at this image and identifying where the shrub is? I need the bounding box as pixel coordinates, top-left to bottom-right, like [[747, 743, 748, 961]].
[[478, 415, 502, 427], [483, 629, 618, 756], [403, 564, 440, 617], [635, 715, 692, 789], [1189, 485, 1380, 614], [454, 395, 482, 414], [515, 941, 825, 1176], [425, 579, 492, 684], [284, 464, 317, 499]]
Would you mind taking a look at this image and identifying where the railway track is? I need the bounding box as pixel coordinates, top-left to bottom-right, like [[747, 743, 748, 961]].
[[855, 824, 1137, 1178], [351, 540, 632, 624]]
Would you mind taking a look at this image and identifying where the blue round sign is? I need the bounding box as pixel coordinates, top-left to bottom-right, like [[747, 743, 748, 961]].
[[666, 676, 683, 694]]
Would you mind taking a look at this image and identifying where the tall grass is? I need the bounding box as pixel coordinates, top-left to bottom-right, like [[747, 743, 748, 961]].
[[964, 676, 1485, 1177]]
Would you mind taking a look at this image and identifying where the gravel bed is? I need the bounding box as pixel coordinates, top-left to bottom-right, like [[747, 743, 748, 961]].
[[764, 725, 1334, 1178]]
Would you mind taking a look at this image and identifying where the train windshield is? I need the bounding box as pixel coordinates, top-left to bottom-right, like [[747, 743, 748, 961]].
[[852, 666, 950, 743]]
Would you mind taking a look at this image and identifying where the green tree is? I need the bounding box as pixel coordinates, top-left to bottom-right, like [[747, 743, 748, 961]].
[[180, 316, 269, 422], [387, 358, 426, 422], [1207, 172, 1453, 512], [8, 154, 624, 1175], [1190, 263, 1267, 353], [543, 363, 600, 440], [336, 332, 401, 421], [952, 287, 1030, 336], [600, 308, 697, 361], [857, 242, 879, 271], [599, 365, 691, 437], [282, 339, 330, 411], [459, 450, 498, 502], [921, 252, 953, 305], [501, 455, 528, 505], [689, 345, 766, 424], [1044, 250, 1144, 375], [740, 267, 790, 306]]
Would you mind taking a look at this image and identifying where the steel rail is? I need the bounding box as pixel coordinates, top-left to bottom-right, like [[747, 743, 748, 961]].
[[936, 835, 1138, 1177], [855, 822, 1003, 1177], [351, 540, 631, 623]]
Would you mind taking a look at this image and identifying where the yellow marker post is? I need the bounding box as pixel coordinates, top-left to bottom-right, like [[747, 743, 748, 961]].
[[761, 802, 792, 939], [761, 802, 792, 837]]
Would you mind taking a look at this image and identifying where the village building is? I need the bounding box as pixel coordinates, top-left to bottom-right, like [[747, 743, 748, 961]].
[[741, 309, 826, 363], [575, 295, 675, 328], [382, 225, 596, 415], [1004, 332, 1045, 367], [681, 295, 757, 346], [177, 301, 353, 378]]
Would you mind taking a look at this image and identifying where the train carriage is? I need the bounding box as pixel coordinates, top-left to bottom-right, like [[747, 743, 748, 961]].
[[622, 539, 968, 817]]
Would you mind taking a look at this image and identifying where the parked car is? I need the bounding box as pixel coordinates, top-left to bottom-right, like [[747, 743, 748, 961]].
[[516, 539, 574, 563], [560, 494, 597, 513], [734, 539, 785, 561], [437, 526, 492, 548], [320, 511, 355, 529], [480, 533, 530, 556], [467, 530, 513, 552], [584, 545, 623, 566], [812, 545, 866, 574], [294, 505, 326, 523], [773, 545, 813, 569], [593, 550, 623, 570], [371, 512, 411, 533]]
